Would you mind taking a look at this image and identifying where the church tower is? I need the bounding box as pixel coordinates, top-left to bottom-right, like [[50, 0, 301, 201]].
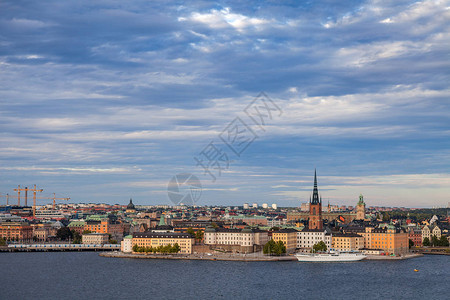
[[309, 170, 323, 230], [356, 194, 366, 220]]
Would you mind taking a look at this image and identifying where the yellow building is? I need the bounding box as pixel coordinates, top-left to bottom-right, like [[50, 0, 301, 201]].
[[332, 233, 364, 251], [132, 232, 195, 254], [272, 229, 298, 252]]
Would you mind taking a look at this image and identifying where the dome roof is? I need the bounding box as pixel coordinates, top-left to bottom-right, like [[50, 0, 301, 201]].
[[127, 198, 135, 209]]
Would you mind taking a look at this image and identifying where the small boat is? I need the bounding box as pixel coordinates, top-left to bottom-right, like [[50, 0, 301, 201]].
[[414, 269, 419, 272], [295, 250, 366, 262]]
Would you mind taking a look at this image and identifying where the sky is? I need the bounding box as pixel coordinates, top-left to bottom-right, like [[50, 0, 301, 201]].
[[0, 0, 449, 208]]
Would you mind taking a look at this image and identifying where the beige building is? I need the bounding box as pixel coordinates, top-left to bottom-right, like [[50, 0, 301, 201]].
[[332, 233, 364, 251], [422, 225, 441, 242], [82, 233, 109, 244], [132, 232, 194, 254], [204, 227, 269, 253]]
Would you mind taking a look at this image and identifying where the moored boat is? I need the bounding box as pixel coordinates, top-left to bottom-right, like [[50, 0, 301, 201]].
[[295, 250, 366, 262]]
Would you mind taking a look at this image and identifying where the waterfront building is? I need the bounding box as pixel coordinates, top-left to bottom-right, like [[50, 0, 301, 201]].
[[408, 227, 422, 247], [309, 170, 323, 230], [272, 228, 297, 252], [0, 221, 33, 242], [120, 235, 133, 253], [204, 226, 269, 253], [132, 232, 195, 254], [297, 229, 332, 250], [422, 224, 441, 242], [82, 233, 109, 244], [332, 233, 364, 251], [368, 226, 409, 255], [356, 194, 366, 220]]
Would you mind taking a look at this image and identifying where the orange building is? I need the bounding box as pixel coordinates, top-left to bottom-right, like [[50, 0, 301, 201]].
[[84, 219, 123, 241], [0, 222, 33, 243], [368, 226, 408, 255]]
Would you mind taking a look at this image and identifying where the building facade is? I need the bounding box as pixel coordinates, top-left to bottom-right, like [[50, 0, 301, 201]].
[[204, 227, 269, 253], [82, 233, 109, 244], [297, 229, 332, 250], [0, 222, 33, 243], [132, 232, 195, 254], [272, 229, 298, 252], [332, 233, 364, 251]]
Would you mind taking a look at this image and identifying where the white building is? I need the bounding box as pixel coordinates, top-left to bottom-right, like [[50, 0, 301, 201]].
[[243, 203, 249, 209], [262, 203, 268, 209], [271, 203, 277, 210], [121, 235, 133, 253], [252, 203, 258, 208], [204, 227, 269, 251], [297, 229, 332, 250]]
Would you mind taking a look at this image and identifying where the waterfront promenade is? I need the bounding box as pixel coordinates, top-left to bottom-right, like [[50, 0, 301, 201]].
[[100, 251, 423, 261]]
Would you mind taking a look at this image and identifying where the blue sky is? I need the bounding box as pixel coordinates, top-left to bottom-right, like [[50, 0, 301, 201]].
[[0, 0, 449, 207]]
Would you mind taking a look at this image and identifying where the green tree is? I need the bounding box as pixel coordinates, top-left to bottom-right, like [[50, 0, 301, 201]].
[[195, 230, 204, 242], [274, 240, 286, 256], [431, 235, 439, 246], [423, 237, 431, 246], [72, 231, 82, 244], [172, 243, 181, 253], [439, 235, 449, 247], [132, 244, 139, 252], [312, 241, 327, 253], [263, 239, 276, 255], [0, 237, 6, 246], [186, 227, 195, 235], [82, 230, 92, 234], [409, 239, 414, 249], [56, 227, 73, 241]]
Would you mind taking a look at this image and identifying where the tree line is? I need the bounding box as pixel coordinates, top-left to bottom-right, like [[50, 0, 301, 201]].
[[132, 243, 181, 254], [422, 235, 449, 247]]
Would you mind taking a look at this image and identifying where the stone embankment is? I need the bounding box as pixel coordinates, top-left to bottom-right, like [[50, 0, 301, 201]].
[[100, 251, 297, 261]]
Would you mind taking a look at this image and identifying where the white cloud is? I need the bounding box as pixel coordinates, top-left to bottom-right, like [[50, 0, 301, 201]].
[[180, 7, 270, 32]]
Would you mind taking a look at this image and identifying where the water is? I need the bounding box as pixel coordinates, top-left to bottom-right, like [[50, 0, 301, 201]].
[[1, 252, 448, 299]]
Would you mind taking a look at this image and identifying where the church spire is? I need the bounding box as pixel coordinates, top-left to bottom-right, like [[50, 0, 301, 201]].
[[311, 169, 320, 204]]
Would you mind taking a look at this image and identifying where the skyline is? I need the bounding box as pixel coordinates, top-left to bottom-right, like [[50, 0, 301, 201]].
[[1, 1, 449, 207]]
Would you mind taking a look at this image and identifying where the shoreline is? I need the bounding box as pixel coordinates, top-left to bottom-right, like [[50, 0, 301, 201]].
[[100, 252, 424, 261]]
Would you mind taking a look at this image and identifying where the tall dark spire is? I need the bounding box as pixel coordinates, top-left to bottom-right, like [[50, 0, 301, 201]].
[[311, 169, 320, 204]]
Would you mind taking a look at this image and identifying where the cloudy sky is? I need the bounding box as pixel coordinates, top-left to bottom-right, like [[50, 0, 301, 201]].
[[1, 0, 449, 207]]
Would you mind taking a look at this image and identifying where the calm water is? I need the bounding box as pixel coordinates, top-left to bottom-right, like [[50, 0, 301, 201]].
[[1, 252, 449, 300]]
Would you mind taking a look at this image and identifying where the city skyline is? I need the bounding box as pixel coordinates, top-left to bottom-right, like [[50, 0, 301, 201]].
[[1, 1, 449, 207]]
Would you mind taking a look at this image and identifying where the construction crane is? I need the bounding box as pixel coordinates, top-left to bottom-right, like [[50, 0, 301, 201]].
[[3, 185, 69, 217], [1, 191, 69, 208], [47, 193, 70, 209]]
